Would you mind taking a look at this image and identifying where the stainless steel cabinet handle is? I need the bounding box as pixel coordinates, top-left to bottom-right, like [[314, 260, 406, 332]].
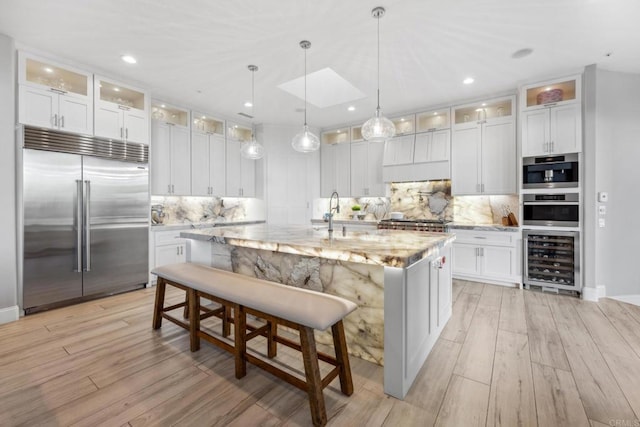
[[172, 184, 175, 193], [120, 127, 124, 138], [125, 128, 129, 140], [481, 248, 484, 256], [168, 184, 171, 193], [53, 114, 58, 127], [551, 141, 554, 152], [60, 116, 65, 128], [84, 180, 91, 272], [75, 180, 83, 273], [177, 246, 180, 255]]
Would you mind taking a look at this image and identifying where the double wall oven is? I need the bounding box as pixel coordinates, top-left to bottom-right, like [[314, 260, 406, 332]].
[[522, 154, 581, 293]]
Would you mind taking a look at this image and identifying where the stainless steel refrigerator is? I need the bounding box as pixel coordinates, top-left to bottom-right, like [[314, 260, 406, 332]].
[[21, 127, 149, 313]]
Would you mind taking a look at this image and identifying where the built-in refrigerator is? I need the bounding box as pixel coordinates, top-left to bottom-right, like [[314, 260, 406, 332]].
[[21, 127, 149, 313]]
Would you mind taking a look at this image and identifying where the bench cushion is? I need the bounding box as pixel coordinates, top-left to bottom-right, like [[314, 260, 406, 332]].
[[152, 263, 357, 331]]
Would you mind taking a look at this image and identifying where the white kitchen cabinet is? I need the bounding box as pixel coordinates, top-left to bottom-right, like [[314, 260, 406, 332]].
[[192, 131, 226, 196], [226, 140, 256, 197], [150, 230, 187, 285], [94, 76, 148, 144], [18, 52, 93, 135], [350, 140, 385, 197], [522, 104, 581, 156], [383, 134, 415, 166], [390, 114, 416, 136], [151, 121, 191, 195], [320, 135, 351, 198], [451, 96, 516, 195], [413, 129, 450, 163], [451, 229, 521, 287], [521, 75, 582, 156]]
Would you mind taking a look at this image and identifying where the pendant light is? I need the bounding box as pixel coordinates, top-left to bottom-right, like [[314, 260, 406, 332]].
[[361, 6, 396, 142], [240, 64, 265, 160], [291, 40, 320, 153]]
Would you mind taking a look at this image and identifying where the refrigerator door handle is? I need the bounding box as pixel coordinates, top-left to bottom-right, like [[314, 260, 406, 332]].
[[75, 179, 83, 273], [84, 180, 91, 272]]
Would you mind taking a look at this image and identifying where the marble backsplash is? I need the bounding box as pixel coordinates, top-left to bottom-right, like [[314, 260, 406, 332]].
[[313, 180, 519, 224], [151, 196, 266, 225]]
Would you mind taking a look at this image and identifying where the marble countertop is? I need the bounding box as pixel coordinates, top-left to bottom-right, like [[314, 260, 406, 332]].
[[150, 220, 265, 232], [310, 218, 379, 226], [180, 224, 455, 268], [447, 223, 520, 232]]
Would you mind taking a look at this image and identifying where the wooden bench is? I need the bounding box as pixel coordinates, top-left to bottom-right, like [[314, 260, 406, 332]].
[[151, 263, 358, 427]]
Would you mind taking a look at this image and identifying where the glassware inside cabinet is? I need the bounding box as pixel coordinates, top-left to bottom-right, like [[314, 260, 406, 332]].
[[227, 122, 252, 141], [98, 80, 145, 110], [192, 113, 224, 135], [321, 128, 350, 145], [454, 99, 512, 124], [350, 126, 363, 142], [526, 79, 576, 107], [390, 115, 415, 135], [25, 58, 88, 96], [416, 109, 450, 132], [151, 103, 188, 127]]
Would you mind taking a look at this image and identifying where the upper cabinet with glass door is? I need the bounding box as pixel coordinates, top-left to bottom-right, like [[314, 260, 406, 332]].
[[390, 114, 415, 136], [453, 98, 513, 127], [94, 76, 149, 144], [192, 113, 225, 136], [18, 52, 93, 135], [226, 121, 252, 142], [151, 101, 189, 128], [416, 108, 451, 132], [521, 76, 580, 111]]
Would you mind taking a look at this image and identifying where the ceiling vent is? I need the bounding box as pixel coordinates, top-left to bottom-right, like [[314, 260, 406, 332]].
[[237, 112, 253, 119]]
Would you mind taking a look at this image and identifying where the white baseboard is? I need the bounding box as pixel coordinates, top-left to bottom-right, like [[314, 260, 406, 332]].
[[0, 305, 20, 325], [610, 295, 640, 307], [582, 285, 606, 302]]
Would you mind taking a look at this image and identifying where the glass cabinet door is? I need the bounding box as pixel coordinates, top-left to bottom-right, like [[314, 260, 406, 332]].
[[416, 108, 451, 132], [192, 112, 225, 135], [226, 121, 253, 142], [390, 114, 415, 135], [321, 128, 350, 145], [97, 79, 146, 111], [22, 54, 91, 98], [454, 98, 513, 125], [151, 102, 189, 127], [524, 78, 578, 109]]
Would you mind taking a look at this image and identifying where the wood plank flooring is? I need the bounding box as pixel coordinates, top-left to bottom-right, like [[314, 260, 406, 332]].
[[1, 280, 640, 426]]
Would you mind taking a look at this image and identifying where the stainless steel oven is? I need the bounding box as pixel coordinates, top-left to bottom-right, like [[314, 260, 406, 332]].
[[523, 193, 579, 227], [523, 229, 580, 293], [523, 153, 579, 189]]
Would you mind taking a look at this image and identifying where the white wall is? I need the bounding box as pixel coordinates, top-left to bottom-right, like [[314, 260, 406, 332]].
[[0, 33, 18, 318], [584, 66, 640, 297], [259, 124, 320, 225]]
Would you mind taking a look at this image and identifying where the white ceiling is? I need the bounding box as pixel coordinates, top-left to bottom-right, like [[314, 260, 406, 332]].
[[1, 0, 639, 129]]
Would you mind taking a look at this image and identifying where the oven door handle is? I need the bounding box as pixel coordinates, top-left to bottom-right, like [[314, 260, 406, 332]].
[[523, 202, 578, 206]]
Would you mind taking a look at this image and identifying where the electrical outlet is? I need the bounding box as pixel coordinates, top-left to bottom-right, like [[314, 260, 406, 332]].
[[599, 218, 606, 228], [598, 205, 606, 215], [598, 192, 609, 203]]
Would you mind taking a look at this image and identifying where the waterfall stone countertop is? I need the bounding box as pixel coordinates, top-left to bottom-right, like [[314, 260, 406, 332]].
[[447, 223, 520, 232], [180, 223, 455, 268], [150, 220, 265, 232]]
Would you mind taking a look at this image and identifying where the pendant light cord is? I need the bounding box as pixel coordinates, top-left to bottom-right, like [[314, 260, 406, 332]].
[[304, 46, 308, 126], [376, 12, 381, 112]]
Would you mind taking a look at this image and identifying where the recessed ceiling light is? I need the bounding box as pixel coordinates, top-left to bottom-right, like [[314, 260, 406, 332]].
[[481, 103, 487, 106], [348, 106, 355, 111], [337, 130, 341, 133], [475, 108, 483, 112], [113, 87, 120, 92], [244, 101, 253, 107], [400, 118, 405, 122], [433, 112, 438, 115], [512, 48, 534, 59], [44, 67, 53, 73], [463, 77, 474, 85], [160, 104, 166, 108], [121, 55, 137, 64], [201, 116, 206, 119], [545, 87, 552, 91]]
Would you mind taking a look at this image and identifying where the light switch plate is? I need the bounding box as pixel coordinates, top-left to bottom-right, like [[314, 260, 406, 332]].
[[598, 205, 606, 215]]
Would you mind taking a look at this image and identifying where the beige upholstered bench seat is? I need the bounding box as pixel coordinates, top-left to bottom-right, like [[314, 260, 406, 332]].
[[151, 263, 357, 330], [151, 262, 357, 426]]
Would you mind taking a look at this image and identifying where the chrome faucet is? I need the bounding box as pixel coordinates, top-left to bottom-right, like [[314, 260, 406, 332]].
[[328, 191, 340, 233]]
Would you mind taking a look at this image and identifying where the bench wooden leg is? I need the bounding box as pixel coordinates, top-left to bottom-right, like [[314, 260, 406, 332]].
[[299, 325, 327, 427], [183, 290, 190, 319], [267, 320, 278, 358], [152, 278, 166, 330], [222, 305, 231, 337], [332, 320, 354, 396], [188, 288, 200, 352], [234, 304, 247, 379]]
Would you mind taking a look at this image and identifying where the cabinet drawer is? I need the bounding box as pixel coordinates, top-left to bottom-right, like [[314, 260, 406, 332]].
[[154, 230, 186, 246], [452, 229, 517, 247]]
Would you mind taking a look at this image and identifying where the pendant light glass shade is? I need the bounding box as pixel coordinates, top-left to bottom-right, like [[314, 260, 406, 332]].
[[292, 40, 320, 153], [362, 6, 396, 142], [241, 64, 264, 160], [240, 135, 265, 159], [291, 124, 320, 153]]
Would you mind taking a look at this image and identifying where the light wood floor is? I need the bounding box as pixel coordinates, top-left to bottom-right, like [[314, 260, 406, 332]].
[[1, 280, 640, 426]]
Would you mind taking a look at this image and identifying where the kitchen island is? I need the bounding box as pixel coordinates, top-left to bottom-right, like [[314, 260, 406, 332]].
[[181, 224, 455, 399]]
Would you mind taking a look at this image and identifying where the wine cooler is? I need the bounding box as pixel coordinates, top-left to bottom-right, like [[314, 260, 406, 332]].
[[523, 230, 580, 293]]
